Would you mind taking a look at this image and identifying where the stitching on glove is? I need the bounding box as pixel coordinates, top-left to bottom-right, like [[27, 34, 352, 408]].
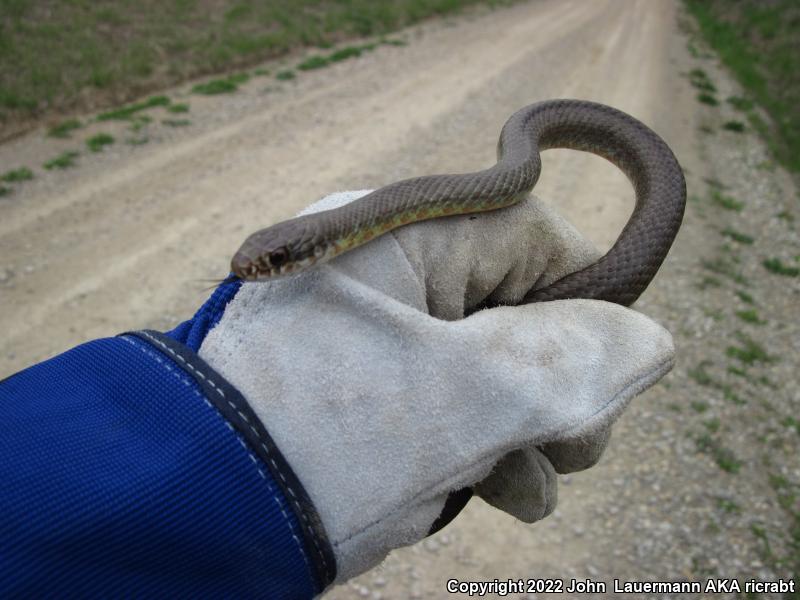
[[119, 331, 336, 587]]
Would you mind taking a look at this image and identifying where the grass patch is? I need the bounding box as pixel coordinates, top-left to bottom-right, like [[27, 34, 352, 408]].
[[97, 95, 170, 121], [720, 227, 754, 244], [727, 364, 748, 378], [776, 210, 794, 222], [86, 133, 115, 152], [297, 55, 330, 70], [717, 497, 740, 513], [1, 167, 33, 183], [688, 68, 717, 92], [763, 257, 800, 276], [683, 0, 800, 172], [727, 96, 754, 111], [736, 290, 754, 304], [47, 119, 82, 138], [702, 256, 748, 285], [167, 103, 190, 114], [710, 189, 743, 211], [691, 400, 709, 413], [688, 360, 715, 387], [276, 70, 296, 81], [722, 120, 746, 132], [696, 276, 722, 290], [43, 151, 79, 170], [703, 418, 721, 433], [726, 332, 775, 365], [253, 67, 270, 76], [0, 0, 507, 135], [696, 433, 742, 473], [0, 186, 10, 197], [697, 93, 719, 106], [329, 46, 363, 62], [735, 309, 765, 325], [192, 73, 249, 95], [163, 119, 191, 127]]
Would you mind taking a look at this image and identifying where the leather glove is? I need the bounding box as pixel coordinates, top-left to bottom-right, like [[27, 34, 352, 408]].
[[198, 190, 675, 583]]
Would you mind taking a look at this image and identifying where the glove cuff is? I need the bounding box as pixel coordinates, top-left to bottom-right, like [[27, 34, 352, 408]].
[[124, 329, 337, 588]]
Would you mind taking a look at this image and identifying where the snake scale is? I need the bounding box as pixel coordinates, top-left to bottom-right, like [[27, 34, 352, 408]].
[[231, 99, 686, 308]]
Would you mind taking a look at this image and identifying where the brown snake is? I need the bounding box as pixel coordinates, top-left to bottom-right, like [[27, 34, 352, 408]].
[[231, 99, 686, 308]]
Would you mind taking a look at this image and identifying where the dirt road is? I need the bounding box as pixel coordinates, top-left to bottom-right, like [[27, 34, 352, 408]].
[[2, 0, 798, 597]]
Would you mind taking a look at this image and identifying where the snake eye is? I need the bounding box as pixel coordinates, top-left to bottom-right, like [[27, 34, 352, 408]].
[[269, 247, 289, 268]]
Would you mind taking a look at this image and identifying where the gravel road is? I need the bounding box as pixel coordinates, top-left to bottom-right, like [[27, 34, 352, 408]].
[[1, 0, 798, 598]]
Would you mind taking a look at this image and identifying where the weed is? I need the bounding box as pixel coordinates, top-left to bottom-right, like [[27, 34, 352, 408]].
[[723, 120, 746, 133], [717, 497, 740, 513], [689, 68, 716, 92], [329, 46, 362, 62], [735, 309, 765, 325], [43, 151, 79, 170], [691, 400, 709, 413], [48, 119, 82, 138], [727, 364, 748, 378], [253, 68, 270, 76], [782, 417, 800, 436], [0, 186, 10, 197], [710, 190, 743, 211], [727, 96, 753, 111], [276, 70, 295, 81], [86, 133, 115, 152], [698, 124, 714, 134], [193, 74, 248, 95], [162, 119, 191, 127], [776, 211, 794, 222], [1, 167, 33, 183], [696, 433, 742, 473], [736, 290, 754, 304], [763, 257, 799, 277], [688, 361, 715, 387], [167, 103, 190, 113], [702, 256, 748, 285], [720, 228, 754, 244], [297, 56, 329, 70], [704, 418, 721, 433], [97, 96, 170, 121], [698, 93, 719, 106], [722, 387, 746, 405], [696, 276, 722, 290], [381, 38, 407, 46], [726, 332, 775, 365]]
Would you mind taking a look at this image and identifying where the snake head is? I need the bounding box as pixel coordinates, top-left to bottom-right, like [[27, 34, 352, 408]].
[[231, 215, 331, 280]]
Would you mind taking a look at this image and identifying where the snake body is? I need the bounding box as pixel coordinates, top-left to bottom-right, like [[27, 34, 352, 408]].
[[232, 99, 686, 307]]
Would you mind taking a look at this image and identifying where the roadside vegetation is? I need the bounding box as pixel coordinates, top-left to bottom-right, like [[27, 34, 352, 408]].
[[0, 0, 517, 140], [683, 0, 800, 172]]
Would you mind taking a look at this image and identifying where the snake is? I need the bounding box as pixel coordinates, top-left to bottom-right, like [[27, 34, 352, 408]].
[[231, 99, 686, 308]]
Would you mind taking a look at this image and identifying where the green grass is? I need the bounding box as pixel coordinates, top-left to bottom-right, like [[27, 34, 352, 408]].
[[702, 256, 748, 285], [276, 70, 296, 81], [735, 289, 755, 304], [86, 133, 115, 152], [688, 68, 717, 92], [163, 119, 191, 127], [0, 186, 10, 197], [726, 332, 775, 365], [167, 103, 190, 113], [763, 257, 800, 276], [710, 189, 744, 211], [727, 96, 754, 111], [47, 119, 82, 138], [735, 309, 765, 325], [684, 0, 800, 172], [329, 46, 363, 62], [697, 93, 719, 106], [696, 433, 742, 473], [43, 151, 79, 170], [720, 227, 754, 244], [297, 55, 330, 70], [97, 95, 170, 121], [722, 120, 746, 132], [192, 73, 249, 95], [0, 1, 515, 134], [1, 167, 33, 183]]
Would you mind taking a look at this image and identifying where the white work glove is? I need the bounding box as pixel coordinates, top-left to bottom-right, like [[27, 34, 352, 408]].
[[199, 190, 674, 583]]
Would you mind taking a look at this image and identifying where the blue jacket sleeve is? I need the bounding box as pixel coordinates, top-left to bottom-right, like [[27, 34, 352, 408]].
[[0, 281, 335, 598]]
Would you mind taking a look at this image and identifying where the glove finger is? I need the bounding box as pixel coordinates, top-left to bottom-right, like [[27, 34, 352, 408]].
[[389, 195, 601, 320], [539, 426, 612, 474], [474, 447, 557, 524]]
